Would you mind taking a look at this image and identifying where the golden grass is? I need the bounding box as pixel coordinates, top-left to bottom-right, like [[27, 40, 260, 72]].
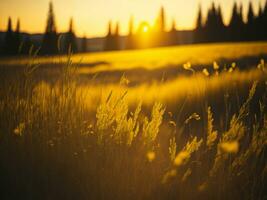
[[71, 68, 264, 111], [0, 44, 266, 199], [1, 42, 267, 74]]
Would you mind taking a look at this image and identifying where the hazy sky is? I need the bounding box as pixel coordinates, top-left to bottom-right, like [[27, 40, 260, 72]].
[[0, 0, 265, 37]]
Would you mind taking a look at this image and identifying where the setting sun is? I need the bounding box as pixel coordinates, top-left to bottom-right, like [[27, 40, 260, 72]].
[[142, 24, 149, 33], [138, 22, 150, 34]]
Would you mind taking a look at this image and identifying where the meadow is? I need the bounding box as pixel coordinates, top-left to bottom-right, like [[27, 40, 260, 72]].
[[0, 42, 266, 199]]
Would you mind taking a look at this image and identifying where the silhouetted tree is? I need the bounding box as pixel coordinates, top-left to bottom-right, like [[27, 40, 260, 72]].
[[214, 5, 225, 41], [194, 1, 266, 44], [113, 22, 120, 50], [196, 5, 203, 30], [104, 21, 120, 51], [205, 3, 216, 28], [63, 18, 77, 54], [104, 21, 113, 51], [229, 2, 239, 27], [159, 6, 165, 32], [255, 3, 265, 40], [14, 19, 21, 54], [154, 6, 167, 46], [128, 16, 134, 36], [41, 1, 58, 55], [247, 2, 255, 26], [246, 1, 255, 41], [238, 4, 246, 40], [216, 6, 224, 27], [228, 3, 245, 41], [215, 5, 227, 42], [107, 21, 112, 37], [204, 4, 214, 42], [203, 3, 225, 42], [126, 16, 135, 49], [114, 22, 119, 36], [3, 17, 16, 55], [194, 5, 204, 43]]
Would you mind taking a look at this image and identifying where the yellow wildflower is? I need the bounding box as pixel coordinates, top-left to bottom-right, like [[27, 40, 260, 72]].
[[14, 123, 25, 136], [220, 141, 239, 153], [202, 68, 209, 76], [147, 151, 156, 162], [174, 151, 189, 166]]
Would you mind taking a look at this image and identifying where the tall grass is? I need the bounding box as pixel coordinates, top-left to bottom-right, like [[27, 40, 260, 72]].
[[0, 56, 266, 200]]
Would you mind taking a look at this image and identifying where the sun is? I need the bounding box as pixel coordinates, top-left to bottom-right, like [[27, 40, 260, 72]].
[[143, 25, 149, 33], [138, 22, 150, 34]]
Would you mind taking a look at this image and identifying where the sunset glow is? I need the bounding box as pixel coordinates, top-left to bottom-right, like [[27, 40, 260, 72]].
[[0, 0, 265, 37], [143, 25, 149, 33]]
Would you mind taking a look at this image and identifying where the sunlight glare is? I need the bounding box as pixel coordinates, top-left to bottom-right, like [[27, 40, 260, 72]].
[[143, 25, 149, 33]]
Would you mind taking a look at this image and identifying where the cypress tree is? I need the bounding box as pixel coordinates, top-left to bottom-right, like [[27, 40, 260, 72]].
[[216, 6, 224, 28], [247, 2, 255, 41], [41, 1, 58, 55], [3, 17, 15, 56], [126, 16, 134, 49], [247, 2, 255, 25], [237, 4, 244, 26], [194, 5, 203, 43], [14, 19, 21, 54], [104, 21, 114, 51], [114, 22, 119, 36], [156, 6, 166, 46], [128, 16, 134, 36], [63, 18, 77, 54], [159, 6, 165, 32], [204, 2, 218, 42], [229, 2, 241, 41], [104, 21, 120, 51], [229, 2, 239, 27], [215, 5, 226, 41], [107, 21, 112, 36], [196, 5, 203, 30], [238, 4, 246, 41], [203, 8, 212, 42], [114, 22, 120, 50], [255, 4, 264, 40], [229, 3, 245, 41]]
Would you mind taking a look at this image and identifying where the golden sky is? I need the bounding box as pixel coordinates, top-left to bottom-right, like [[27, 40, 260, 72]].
[[0, 0, 265, 37]]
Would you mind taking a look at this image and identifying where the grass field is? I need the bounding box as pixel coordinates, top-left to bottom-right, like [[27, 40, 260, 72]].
[[0, 42, 267, 199]]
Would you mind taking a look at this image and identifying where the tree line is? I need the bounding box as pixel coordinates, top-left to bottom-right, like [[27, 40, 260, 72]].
[[1, 1, 267, 55], [195, 1, 267, 43], [0, 2, 79, 56], [105, 1, 267, 51], [104, 6, 178, 51]]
